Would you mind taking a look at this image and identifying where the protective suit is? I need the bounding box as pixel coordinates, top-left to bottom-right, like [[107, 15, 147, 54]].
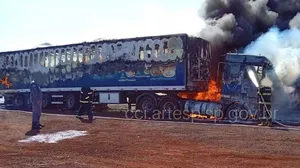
[[30, 81, 44, 130], [76, 87, 94, 121], [258, 86, 272, 126]]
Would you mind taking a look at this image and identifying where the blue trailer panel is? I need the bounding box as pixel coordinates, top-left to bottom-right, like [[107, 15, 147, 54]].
[[0, 60, 186, 90]]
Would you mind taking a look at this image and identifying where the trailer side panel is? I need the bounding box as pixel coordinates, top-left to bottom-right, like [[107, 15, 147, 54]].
[[0, 34, 188, 92]]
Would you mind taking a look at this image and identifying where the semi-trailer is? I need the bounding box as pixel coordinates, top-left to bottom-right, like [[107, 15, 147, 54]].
[[0, 33, 273, 120]]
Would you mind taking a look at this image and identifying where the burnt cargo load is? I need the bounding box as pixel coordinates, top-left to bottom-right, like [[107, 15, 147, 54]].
[[0, 34, 212, 110]]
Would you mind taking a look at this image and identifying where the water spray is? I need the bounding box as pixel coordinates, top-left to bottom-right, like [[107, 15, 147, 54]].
[[245, 65, 300, 129]]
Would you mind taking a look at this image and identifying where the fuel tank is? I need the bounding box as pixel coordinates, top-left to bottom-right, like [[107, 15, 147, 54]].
[[184, 100, 223, 118]]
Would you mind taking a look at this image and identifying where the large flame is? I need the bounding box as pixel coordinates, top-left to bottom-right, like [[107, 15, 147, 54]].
[[178, 80, 221, 102], [0, 77, 12, 88]]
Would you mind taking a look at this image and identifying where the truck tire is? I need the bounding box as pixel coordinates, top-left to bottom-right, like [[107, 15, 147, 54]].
[[42, 94, 50, 109], [226, 103, 249, 121], [136, 96, 157, 115], [13, 94, 25, 109], [158, 97, 180, 118], [65, 93, 78, 110]]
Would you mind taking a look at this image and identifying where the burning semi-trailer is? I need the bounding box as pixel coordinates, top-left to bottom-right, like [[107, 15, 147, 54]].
[[0, 33, 275, 123], [0, 0, 298, 126]]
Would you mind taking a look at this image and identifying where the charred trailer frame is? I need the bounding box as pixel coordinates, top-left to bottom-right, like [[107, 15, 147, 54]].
[[0, 34, 212, 114]]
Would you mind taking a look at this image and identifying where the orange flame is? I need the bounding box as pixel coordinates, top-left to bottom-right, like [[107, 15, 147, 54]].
[[178, 80, 221, 102], [188, 114, 222, 120], [209, 116, 215, 120], [189, 114, 208, 119], [0, 77, 13, 88]]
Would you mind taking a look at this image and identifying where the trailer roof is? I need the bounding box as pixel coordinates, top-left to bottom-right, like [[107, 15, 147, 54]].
[[226, 53, 267, 59], [225, 53, 273, 67], [0, 33, 189, 54]]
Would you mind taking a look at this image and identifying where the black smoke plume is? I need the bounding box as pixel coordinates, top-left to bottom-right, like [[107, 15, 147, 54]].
[[198, 0, 300, 118], [199, 0, 300, 50], [268, 0, 300, 29]]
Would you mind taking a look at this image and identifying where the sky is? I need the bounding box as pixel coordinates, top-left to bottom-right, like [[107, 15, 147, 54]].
[[0, 0, 206, 52]]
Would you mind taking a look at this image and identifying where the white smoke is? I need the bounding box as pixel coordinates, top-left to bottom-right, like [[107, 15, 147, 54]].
[[289, 12, 300, 29], [243, 26, 300, 115], [243, 27, 300, 93]]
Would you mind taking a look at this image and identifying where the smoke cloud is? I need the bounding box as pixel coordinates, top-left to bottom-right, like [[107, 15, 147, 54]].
[[199, 0, 300, 50], [244, 27, 300, 89], [198, 0, 300, 89], [268, 0, 300, 29], [198, 0, 300, 114], [290, 12, 300, 29], [199, 0, 278, 49], [243, 27, 300, 112]]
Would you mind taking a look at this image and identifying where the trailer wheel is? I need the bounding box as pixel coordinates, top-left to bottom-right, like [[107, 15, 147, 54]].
[[65, 93, 78, 110], [13, 94, 25, 109], [158, 97, 179, 118], [42, 94, 50, 109], [137, 96, 157, 115]]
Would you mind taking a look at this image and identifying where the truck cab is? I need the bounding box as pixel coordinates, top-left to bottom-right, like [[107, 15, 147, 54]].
[[184, 53, 274, 121], [219, 53, 273, 120]]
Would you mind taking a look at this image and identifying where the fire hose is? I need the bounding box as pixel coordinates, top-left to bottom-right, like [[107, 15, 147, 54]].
[[258, 92, 300, 130]]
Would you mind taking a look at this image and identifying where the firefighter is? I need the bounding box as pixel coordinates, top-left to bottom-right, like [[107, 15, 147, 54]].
[[76, 87, 94, 121], [30, 81, 44, 130], [257, 86, 272, 126]]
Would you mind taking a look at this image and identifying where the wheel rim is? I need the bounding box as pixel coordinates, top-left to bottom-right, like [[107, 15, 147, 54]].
[[162, 101, 176, 113], [227, 105, 249, 121], [228, 108, 239, 121], [42, 96, 49, 108], [141, 100, 154, 113], [239, 107, 249, 120], [14, 96, 23, 107], [68, 96, 74, 107], [42, 99, 46, 108]]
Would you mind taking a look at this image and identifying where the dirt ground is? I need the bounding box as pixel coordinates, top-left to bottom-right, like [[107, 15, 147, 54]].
[[1, 110, 300, 168]]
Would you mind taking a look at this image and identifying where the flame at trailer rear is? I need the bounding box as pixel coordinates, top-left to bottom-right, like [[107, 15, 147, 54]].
[[0, 77, 12, 88], [178, 80, 222, 102]]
